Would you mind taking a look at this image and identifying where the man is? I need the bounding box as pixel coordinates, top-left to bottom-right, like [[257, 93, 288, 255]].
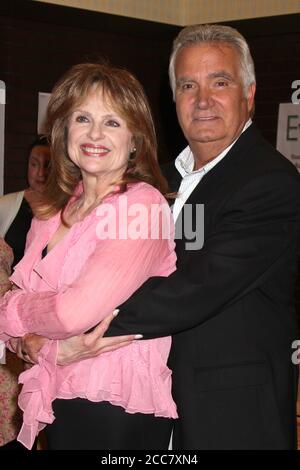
[[23, 24, 300, 449]]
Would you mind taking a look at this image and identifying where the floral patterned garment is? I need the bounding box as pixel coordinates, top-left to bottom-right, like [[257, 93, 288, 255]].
[[0, 238, 23, 446]]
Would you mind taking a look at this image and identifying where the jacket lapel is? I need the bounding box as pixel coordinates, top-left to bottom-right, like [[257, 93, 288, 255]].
[[183, 124, 262, 206]]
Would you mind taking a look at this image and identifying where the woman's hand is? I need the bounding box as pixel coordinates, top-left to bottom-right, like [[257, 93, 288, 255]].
[[57, 310, 142, 366], [9, 334, 47, 364]]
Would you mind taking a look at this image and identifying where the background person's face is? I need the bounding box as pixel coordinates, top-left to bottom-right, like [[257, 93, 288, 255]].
[[67, 89, 133, 182], [174, 43, 255, 156], [27, 145, 50, 193]]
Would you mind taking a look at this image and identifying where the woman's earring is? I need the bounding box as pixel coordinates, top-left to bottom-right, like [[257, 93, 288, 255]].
[[131, 147, 136, 154]]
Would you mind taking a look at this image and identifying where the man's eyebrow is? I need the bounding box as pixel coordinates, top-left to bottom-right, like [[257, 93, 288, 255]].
[[176, 76, 195, 85], [176, 71, 235, 85], [209, 71, 234, 81]]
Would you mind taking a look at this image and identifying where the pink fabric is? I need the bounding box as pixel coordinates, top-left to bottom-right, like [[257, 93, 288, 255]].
[[0, 182, 177, 449]]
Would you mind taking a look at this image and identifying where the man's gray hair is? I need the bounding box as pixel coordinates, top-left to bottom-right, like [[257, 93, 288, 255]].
[[169, 24, 256, 99]]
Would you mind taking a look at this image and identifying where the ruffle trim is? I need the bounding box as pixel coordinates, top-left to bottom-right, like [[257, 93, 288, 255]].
[[57, 342, 178, 418], [17, 341, 58, 449], [17, 340, 177, 450]]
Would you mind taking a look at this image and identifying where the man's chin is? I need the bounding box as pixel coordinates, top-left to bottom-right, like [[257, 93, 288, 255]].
[[188, 132, 224, 144]]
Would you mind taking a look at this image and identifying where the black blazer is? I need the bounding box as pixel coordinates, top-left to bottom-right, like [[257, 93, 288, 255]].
[[108, 125, 300, 449]]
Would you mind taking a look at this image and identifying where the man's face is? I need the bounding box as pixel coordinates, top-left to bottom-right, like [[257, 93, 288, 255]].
[[174, 43, 255, 159]]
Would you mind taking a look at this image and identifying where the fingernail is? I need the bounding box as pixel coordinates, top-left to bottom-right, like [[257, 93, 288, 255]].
[[113, 309, 119, 317], [134, 334, 143, 340]]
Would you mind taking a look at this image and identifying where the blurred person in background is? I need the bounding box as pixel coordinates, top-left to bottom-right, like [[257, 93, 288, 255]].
[[0, 238, 23, 450], [0, 136, 50, 450], [0, 135, 51, 267]]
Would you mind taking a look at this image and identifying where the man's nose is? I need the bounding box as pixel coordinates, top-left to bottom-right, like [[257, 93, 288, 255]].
[[195, 86, 212, 108]]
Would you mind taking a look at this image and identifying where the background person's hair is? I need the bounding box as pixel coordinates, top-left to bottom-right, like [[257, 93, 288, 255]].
[[38, 62, 169, 219], [169, 23, 256, 99], [28, 134, 49, 154], [25, 134, 50, 185]]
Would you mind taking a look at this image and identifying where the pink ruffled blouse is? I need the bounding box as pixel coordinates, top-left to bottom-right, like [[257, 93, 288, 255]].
[[0, 182, 177, 449]]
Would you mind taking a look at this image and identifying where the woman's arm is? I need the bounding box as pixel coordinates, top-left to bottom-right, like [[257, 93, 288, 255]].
[[0, 238, 13, 296], [0, 190, 175, 340], [0, 239, 13, 355], [19, 310, 140, 365]]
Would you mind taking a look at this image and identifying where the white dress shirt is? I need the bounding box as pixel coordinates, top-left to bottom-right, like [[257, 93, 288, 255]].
[[172, 120, 252, 223]]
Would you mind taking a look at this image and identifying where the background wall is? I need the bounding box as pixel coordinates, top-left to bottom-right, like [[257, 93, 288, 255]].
[[1, 0, 181, 191], [186, 0, 300, 23], [34, 0, 300, 25], [34, 0, 183, 25], [1, 1, 299, 193]]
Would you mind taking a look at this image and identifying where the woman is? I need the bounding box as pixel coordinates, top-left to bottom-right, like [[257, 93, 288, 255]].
[[0, 63, 177, 450], [0, 136, 50, 450], [0, 135, 51, 266], [0, 238, 23, 448]]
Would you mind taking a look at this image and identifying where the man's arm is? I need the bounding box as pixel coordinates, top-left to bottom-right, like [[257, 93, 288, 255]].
[[107, 170, 300, 338], [22, 170, 300, 364]]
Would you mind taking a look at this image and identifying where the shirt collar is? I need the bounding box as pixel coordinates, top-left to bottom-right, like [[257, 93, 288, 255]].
[[175, 119, 252, 178]]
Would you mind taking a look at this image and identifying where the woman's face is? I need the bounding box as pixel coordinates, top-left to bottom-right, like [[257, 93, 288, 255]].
[[67, 89, 134, 182], [27, 145, 51, 193]]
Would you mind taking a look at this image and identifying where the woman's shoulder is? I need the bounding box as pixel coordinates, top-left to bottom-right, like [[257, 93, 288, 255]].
[[30, 212, 60, 232], [0, 191, 25, 237], [126, 181, 167, 206], [0, 190, 24, 206]]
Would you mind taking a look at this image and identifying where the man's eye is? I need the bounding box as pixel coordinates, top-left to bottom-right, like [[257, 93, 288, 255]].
[[106, 120, 120, 127], [180, 83, 194, 90], [216, 80, 228, 87], [75, 115, 89, 123]]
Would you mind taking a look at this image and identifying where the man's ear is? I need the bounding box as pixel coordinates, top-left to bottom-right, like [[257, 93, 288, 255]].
[[246, 83, 256, 114]]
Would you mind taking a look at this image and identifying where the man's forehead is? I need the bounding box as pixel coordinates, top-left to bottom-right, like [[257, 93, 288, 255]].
[[175, 42, 240, 75], [179, 41, 238, 58]]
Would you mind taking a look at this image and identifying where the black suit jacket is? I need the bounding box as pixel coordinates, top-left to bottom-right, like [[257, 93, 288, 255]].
[[107, 125, 300, 449]]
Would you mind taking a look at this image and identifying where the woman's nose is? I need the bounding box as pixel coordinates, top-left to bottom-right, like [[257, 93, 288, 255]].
[[87, 123, 104, 140], [38, 166, 45, 178]]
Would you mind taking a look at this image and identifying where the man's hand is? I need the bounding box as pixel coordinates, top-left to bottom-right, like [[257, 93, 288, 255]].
[[57, 310, 142, 365], [8, 311, 142, 366]]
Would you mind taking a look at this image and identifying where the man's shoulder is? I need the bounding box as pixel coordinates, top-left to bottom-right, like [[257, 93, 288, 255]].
[[236, 124, 299, 176]]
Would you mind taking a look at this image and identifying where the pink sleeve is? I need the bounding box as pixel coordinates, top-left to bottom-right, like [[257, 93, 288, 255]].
[[0, 218, 40, 342], [0, 190, 176, 339]]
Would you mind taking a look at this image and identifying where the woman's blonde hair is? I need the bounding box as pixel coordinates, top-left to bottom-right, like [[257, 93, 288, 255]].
[[38, 62, 169, 219]]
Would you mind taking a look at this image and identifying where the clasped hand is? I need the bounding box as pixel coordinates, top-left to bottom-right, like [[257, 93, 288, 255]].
[[9, 310, 142, 365]]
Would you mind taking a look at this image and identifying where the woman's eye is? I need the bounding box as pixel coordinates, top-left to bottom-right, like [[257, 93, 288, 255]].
[[106, 120, 120, 127], [75, 115, 89, 123]]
